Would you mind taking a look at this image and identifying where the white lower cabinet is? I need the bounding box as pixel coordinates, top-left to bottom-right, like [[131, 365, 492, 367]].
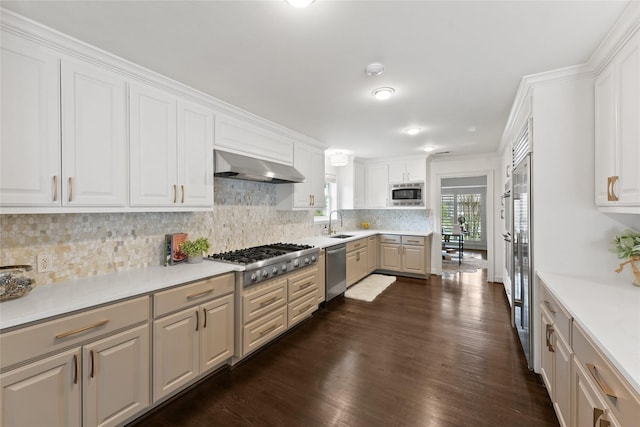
[[0, 297, 150, 427], [152, 274, 234, 401]]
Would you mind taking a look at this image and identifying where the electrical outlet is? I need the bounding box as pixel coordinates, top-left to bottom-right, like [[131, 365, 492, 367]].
[[37, 254, 53, 273]]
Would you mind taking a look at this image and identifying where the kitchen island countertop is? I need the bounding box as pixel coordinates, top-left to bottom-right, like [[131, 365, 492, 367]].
[[538, 271, 640, 395]]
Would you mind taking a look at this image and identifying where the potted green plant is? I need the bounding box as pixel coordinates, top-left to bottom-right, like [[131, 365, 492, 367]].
[[610, 230, 640, 286], [179, 237, 210, 264]]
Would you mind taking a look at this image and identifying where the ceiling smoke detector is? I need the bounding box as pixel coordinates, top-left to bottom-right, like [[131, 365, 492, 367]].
[[285, 0, 314, 8], [372, 87, 395, 100], [365, 63, 384, 77]]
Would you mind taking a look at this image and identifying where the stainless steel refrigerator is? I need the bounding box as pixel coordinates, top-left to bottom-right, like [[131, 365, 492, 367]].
[[512, 151, 533, 369]]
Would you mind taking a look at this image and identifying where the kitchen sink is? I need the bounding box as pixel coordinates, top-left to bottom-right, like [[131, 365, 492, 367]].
[[330, 234, 353, 239]]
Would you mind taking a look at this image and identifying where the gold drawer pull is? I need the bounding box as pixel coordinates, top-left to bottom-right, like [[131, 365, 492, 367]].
[[56, 319, 109, 339], [407, 240, 420, 244], [68, 177, 73, 202], [298, 304, 312, 314], [259, 324, 278, 337], [299, 282, 313, 289], [587, 363, 617, 399], [544, 300, 556, 315], [53, 176, 58, 202], [259, 296, 278, 307], [545, 324, 555, 352], [607, 176, 619, 201], [173, 184, 177, 203], [187, 289, 213, 299], [181, 184, 185, 203]]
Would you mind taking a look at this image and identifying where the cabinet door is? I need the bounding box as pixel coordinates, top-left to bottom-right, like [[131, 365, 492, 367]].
[[0, 348, 81, 427], [130, 83, 177, 206], [616, 32, 640, 205], [366, 164, 389, 208], [310, 148, 326, 208], [346, 250, 359, 286], [61, 60, 127, 207], [317, 250, 326, 304], [540, 309, 554, 396], [83, 324, 149, 427], [388, 162, 405, 183], [292, 143, 313, 208], [357, 249, 369, 281], [200, 294, 234, 374], [380, 244, 402, 271], [153, 309, 199, 401], [0, 34, 61, 206], [367, 236, 378, 273], [404, 159, 426, 182], [354, 163, 366, 209], [595, 64, 616, 205], [402, 245, 426, 275], [177, 100, 214, 207], [573, 358, 611, 427], [554, 332, 571, 427]]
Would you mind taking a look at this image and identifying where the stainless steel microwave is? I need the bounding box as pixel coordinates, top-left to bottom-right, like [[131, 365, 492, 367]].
[[389, 182, 424, 206]]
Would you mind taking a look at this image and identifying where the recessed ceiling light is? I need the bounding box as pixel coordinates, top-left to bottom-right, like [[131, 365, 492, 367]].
[[423, 146, 437, 153], [365, 63, 384, 77], [467, 125, 477, 132], [404, 127, 422, 136], [371, 87, 395, 100], [286, 0, 314, 8]]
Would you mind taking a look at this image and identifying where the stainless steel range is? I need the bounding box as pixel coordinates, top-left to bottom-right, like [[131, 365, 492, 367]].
[[206, 243, 319, 287]]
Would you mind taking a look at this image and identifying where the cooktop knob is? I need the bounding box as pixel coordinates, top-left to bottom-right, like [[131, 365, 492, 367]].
[[311, 255, 317, 262], [262, 269, 269, 278], [281, 264, 288, 271], [293, 259, 300, 267], [272, 267, 278, 274], [304, 257, 310, 264], [250, 273, 258, 282]]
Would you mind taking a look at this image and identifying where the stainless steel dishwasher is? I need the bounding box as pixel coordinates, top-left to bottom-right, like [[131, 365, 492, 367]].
[[325, 244, 346, 301]]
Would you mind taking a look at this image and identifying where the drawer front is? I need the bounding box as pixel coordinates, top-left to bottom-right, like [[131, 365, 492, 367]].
[[288, 291, 318, 327], [346, 238, 367, 253], [573, 322, 640, 426], [242, 277, 287, 324], [401, 235, 425, 246], [288, 267, 318, 301], [379, 234, 401, 244], [243, 306, 287, 356], [1, 296, 149, 370], [154, 273, 234, 318], [540, 282, 572, 342]]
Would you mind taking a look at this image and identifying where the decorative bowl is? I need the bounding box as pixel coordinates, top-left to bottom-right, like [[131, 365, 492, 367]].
[[0, 265, 34, 302]]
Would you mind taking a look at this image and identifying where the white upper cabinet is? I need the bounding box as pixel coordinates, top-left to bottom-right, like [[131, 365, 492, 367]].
[[178, 100, 214, 207], [130, 83, 214, 208], [337, 161, 365, 210], [61, 59, 127, 207], [276, 142, 325, 210], [130, 83, 178, 206], [214, 113, 294, 165], [0, 33, 61, 207], [365, 163, 389, 208], [595, 29, 640, 213], [388, 159, 426, 183]]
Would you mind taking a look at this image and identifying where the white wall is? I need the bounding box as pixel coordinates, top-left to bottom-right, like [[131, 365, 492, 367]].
[[428, 154, 501, 282]]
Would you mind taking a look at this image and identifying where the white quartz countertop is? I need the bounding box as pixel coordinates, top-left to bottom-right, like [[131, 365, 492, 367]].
[[0, 261, 240, 331], [538, 271, 640, 395], [294, 229, 433, 249]]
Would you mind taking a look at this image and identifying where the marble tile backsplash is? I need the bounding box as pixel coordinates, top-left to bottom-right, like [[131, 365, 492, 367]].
[[1, 178, 432, 285]]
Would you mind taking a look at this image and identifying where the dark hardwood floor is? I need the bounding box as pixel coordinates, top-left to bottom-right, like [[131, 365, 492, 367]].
[[129, 270, 558, 427]]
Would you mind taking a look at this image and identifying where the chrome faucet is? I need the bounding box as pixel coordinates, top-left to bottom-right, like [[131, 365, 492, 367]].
[[328, 210, 343, 235]]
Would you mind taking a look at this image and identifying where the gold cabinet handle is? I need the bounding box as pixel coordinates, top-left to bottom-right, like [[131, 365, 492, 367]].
[[53, 176, 58, 202], [593, 407, 604, 427], [299, 281, 313, 289], [587, 363, 617, 399], [187, 288, 213, 299], [259, 324, 278, 337], [195, 310, 199, 332], [202, 308, 207, 328], [356, 252, 360, 262], [607, 176, 619, 201], [545, 324, 555, 352], [259, 296, 278, 307], [68, 177, 73, 202], [55, 319, 109, 339], [298, 304, 312, 314], [72, 354, 78, 384], [544, 300, 556, 315], [181, 184, 185, 203], [89, 350, 95, 378], [173, 184, 177, 203]]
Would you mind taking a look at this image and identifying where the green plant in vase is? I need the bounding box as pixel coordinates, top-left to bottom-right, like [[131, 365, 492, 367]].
[[179, 237, 210, 264], [610, 230, 640, 286]]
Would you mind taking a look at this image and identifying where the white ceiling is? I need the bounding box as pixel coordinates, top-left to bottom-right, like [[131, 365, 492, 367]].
[[2, 0, 630, 160]]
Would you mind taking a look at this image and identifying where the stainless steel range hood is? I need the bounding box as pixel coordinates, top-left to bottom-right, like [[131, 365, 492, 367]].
[[214, 150, 306, 184]]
